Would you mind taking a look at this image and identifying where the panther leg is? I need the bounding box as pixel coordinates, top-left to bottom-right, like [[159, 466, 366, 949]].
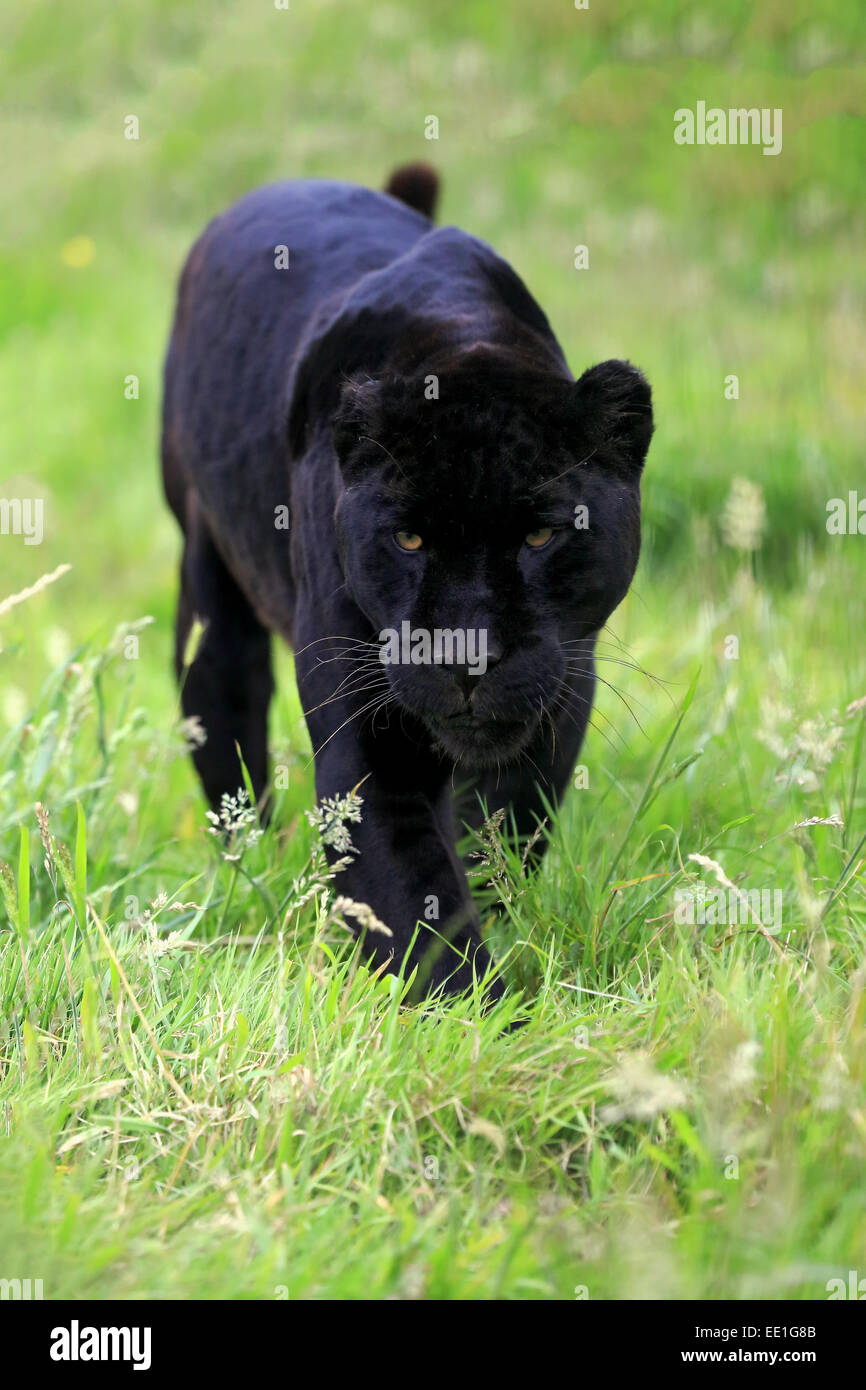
[[456, 664, 596, 870], [173, 491, 274, 814]]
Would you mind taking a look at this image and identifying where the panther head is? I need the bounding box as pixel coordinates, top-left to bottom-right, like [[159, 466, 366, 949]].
[[331, 347, 653, 768]]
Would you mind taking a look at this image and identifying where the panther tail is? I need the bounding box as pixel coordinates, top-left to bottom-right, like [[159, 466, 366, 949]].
[[384, 162, 440, 220]]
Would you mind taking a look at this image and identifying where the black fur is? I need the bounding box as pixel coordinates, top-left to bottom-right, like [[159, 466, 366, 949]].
[[161, 164, 653, 1002]]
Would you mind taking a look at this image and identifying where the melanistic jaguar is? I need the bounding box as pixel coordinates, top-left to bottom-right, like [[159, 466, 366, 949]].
[[162, 163, 654, 1001]]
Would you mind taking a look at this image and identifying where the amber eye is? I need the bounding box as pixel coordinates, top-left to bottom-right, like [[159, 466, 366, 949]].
[[395, 530, 423, 551], [525, 527, 553, 549]]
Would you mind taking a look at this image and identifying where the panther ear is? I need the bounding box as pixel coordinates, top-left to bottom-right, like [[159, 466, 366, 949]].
[[332, 377, 382, 475], [572, 359, 653, 474]]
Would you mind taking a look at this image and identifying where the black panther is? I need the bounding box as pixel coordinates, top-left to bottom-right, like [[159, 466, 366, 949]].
[[161, 162, 653, 1001]]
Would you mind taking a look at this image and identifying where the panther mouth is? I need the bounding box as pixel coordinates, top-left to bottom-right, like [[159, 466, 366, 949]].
[[425, 708, 537, 767]]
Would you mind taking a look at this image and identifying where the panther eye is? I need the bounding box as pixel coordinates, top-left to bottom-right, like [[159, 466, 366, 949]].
[[525, 527, 553, 549], [394, 530, 423, 552]]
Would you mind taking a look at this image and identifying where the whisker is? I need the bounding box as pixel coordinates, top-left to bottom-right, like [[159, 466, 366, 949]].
[[529, 447, 598, 492], [293, 633, 381, 658], [560, 641, 675, 698], [546, 688, 626, 757], [306, 691, 398, 766], [358, 434, 418, 493], [302, 677, 390, 717], [563, 662, 650, 734]]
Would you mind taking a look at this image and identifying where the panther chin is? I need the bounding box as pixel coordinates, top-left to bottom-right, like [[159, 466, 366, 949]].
[[424, 709, 540, 769]]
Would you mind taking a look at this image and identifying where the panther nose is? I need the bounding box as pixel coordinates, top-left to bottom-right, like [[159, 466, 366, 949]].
[[452, 640, 502, 703]]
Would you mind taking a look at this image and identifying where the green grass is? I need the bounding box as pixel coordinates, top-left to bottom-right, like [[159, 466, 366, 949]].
[[1, 0, 864, 1299]]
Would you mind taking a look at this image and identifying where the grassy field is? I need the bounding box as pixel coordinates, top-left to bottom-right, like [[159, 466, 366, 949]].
[[1, 0, 864, 1299]]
